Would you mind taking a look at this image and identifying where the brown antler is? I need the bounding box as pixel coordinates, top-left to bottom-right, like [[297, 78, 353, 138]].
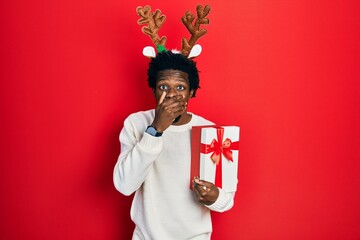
[[136, 6, 167, 47], [180, 5, 211, 56]]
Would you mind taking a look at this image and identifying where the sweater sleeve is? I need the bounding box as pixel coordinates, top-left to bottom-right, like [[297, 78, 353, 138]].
[[113, 116, 163, 196], [206, 188, 235, 212]]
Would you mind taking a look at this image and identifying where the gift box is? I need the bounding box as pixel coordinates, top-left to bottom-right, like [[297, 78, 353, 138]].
[[191, 125, 240, 192]]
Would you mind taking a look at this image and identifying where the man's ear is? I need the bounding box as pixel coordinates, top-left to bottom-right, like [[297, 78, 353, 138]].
[[190, 90, 194, 98]]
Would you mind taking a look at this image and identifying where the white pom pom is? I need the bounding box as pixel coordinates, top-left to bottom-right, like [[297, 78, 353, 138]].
[[171, 49, 180, 54]]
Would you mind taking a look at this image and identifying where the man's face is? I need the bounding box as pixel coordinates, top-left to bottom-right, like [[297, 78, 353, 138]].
[[154, 69, 194, 104]]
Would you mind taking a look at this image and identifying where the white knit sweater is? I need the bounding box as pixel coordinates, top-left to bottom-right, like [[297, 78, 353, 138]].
[[113, 110, 235, 240]]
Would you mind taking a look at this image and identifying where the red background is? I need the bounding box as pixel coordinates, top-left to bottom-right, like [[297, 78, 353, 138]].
[[1, 0, 359, 239]]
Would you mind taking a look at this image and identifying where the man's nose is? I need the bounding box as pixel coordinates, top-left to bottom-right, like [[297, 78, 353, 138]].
[[166, 88, 177, 98]]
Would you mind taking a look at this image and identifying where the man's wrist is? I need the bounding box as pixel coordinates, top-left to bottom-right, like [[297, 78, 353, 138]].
[[145, 125, 163, 137]]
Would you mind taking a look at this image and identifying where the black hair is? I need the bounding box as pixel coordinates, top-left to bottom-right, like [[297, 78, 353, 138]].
[[147, 51, 200, 97]]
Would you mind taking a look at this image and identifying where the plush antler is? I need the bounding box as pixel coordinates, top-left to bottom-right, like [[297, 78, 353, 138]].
[[180, 5, 211, 57], [136, 5, 167, 48]]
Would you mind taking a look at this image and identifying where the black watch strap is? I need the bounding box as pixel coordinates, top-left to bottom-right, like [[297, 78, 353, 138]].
[[145, 126, 163, 137]]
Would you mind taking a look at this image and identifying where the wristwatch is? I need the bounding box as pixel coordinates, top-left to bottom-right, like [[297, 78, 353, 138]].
[[145, 126, 163, 137]]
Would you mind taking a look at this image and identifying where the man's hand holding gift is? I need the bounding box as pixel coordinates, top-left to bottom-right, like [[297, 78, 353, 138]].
[[192, 177, 219, 205]]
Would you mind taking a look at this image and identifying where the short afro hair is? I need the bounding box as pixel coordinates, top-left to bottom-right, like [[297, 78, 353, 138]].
[[147, 51, 200, 97]]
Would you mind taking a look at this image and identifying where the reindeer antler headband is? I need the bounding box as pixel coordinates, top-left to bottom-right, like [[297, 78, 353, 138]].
[[136, 5, 211, 58]]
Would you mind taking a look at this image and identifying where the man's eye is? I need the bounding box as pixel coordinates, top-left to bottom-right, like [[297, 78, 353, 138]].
[[177, 86, 185, 90], [159, 85, 168, 90]]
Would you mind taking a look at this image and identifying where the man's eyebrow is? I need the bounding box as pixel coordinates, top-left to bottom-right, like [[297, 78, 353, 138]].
[[175, 78, 187, 82]]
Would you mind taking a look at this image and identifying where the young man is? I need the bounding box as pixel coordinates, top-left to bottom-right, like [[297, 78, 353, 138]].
[[113, 51, 235, 239]]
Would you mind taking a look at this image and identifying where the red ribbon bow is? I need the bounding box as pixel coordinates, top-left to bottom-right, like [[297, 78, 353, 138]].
[[200, 127, 239, 165]]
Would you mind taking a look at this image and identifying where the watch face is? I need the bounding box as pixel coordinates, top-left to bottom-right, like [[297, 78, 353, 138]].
[[146, 126, 157, 136], [146, 126, 162, 137]]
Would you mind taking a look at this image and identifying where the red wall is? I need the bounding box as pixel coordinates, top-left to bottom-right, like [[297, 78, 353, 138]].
[[1, 0, 359, 239]]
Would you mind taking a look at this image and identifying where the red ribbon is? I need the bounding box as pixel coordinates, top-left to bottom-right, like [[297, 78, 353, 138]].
[[200, 127, 239, 165]]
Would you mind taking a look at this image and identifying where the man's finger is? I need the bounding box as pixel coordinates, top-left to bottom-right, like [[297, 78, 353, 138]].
[[158, 91, 167, 105], [195, 179, 212, 192], [193, 188, 200, 198]]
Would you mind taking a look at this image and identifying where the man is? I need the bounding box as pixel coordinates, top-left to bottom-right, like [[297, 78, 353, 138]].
[[113, 51, 235, 239]]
